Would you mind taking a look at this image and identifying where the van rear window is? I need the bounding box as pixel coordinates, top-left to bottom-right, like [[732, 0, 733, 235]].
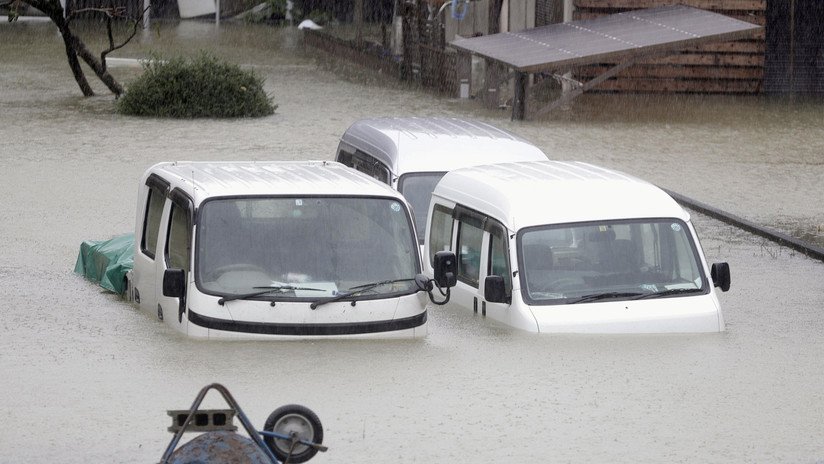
[[398, 172, 446, 243]]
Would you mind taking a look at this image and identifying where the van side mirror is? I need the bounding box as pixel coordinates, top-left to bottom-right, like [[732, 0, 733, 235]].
[[484, 275, 508, 304], [710, 262, 731, 292], [163, 268, 186, 298], [433, 251, 457, 288]]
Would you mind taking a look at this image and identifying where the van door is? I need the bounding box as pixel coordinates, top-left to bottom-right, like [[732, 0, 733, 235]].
[[452, 220, 483, 315], [133, 174, 169, 317], [428, 201, 502, 318], [155, 189, 193, 332], [431, 204, 515, 326], [482, 222, 513, 325], [455, 213, 515, 326]]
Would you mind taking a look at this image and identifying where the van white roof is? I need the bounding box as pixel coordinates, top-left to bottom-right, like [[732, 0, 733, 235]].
[[433, 161, 689, 231], [144, 160, 405, 206], [338, 117, 548, 176]]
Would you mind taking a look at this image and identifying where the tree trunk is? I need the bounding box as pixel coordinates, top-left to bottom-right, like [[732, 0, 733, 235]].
[[73, 38, 125, 96], [354, 0, 363, 47], [58, 23, 95, 96], [29, 0, 95, 96], [23, 0, 125, 97]]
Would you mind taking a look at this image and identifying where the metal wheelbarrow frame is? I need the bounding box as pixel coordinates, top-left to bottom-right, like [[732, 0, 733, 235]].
[[160, 383, 327, 464]]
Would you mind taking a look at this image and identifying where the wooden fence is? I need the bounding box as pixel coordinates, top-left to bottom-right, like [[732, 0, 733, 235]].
[[302, 28, 404, 79]]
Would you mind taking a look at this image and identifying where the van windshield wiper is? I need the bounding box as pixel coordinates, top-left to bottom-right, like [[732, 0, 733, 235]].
[[568, 292, 644, 304], [310, 278, 416, 309], [631, 288, 701, 300], [218, 285, 325, 305]]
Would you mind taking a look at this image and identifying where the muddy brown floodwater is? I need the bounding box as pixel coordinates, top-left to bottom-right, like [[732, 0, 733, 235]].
[[1, 19, 823, 464]]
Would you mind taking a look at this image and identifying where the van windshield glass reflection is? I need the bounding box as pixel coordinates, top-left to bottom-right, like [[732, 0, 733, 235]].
[[398, 173, 446, 243], [519, 219, 706, 304], [197, 197, 419, 299]]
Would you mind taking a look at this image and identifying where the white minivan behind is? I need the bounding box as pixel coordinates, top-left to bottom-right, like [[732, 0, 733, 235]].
[[336, 117, 548, 243], [423, 160, 731, 334]]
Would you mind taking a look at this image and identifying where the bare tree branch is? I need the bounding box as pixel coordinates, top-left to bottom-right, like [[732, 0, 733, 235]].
[[67, 6, 124, 18], [12, 0, 147, 97], [100, 5, 149, 73]]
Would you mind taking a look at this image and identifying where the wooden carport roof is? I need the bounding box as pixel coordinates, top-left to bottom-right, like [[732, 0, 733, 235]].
[[450, 5, 763, 119]]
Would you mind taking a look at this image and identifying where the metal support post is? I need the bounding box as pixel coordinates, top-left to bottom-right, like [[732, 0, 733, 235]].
[[457, 51, 472, 98], [561, 0, 574, 102], [512, 71, 527, 120]]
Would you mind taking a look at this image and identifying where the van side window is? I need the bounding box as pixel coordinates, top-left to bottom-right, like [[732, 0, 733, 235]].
[[141, 186, 165, 259], [457, 221, 483, 288], [336, 149, 352, 166], [488, 225, 511, 295], [428, 204, 454, 267], [346, 150, 390, 184], [166, 203, 191, 272]]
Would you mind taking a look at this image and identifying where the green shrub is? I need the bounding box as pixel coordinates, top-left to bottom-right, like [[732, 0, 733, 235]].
[[117, 52, 276, 118]]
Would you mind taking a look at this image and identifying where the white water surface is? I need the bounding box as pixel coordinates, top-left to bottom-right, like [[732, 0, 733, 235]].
[[1, 20, 823, 464]]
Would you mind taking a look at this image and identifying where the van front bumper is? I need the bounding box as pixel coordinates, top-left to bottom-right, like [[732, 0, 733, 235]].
[[187, 308, 428, 337]]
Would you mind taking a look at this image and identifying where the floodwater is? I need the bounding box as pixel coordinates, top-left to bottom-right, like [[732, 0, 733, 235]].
[[1, 19, 823, 464]]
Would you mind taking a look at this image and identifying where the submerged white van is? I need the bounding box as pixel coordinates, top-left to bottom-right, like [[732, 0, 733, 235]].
[[336, 117, 548, 243], [423, 160, 731, 334], [128, 161, 453, 340]]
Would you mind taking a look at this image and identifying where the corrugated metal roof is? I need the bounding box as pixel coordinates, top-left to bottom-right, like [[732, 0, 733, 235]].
[[451, 5, 762, 73]]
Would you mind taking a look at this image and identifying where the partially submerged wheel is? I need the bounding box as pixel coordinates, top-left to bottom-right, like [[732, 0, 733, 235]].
[[263, 404, 323, 463]]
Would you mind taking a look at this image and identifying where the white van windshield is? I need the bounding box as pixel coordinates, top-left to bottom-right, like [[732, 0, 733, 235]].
[[398, 172, 446, 243], [518, 219, 707, 305], [196, 197, 419, 299]]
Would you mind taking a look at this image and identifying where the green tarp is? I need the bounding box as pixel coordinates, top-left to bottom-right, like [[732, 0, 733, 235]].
[[74, 233, 134, 294]]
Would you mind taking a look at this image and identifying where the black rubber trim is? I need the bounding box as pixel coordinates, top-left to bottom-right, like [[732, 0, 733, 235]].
[[188, 309, 427, 336], [453, 204, 487, 230], [169, 188, 193, 210], [146, 173, 170, 194]]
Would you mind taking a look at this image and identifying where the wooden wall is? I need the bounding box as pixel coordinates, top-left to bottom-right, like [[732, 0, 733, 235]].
[[572, 0, 766, 93], [764, 0, 824, 93]]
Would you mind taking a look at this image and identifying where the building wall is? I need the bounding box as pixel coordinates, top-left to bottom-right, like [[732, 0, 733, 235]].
[[442, 0, 536, 41], [441, 0, 781, 95], [445, 0, 490, 40], [764, 0, 824, 93], [573, 0, 766, 94]]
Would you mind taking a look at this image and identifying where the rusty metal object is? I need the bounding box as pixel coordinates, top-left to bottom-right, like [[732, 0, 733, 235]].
[[167, 431, 271, 464], [159, 383, 326, 464], [160, 384, 279, 464]]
